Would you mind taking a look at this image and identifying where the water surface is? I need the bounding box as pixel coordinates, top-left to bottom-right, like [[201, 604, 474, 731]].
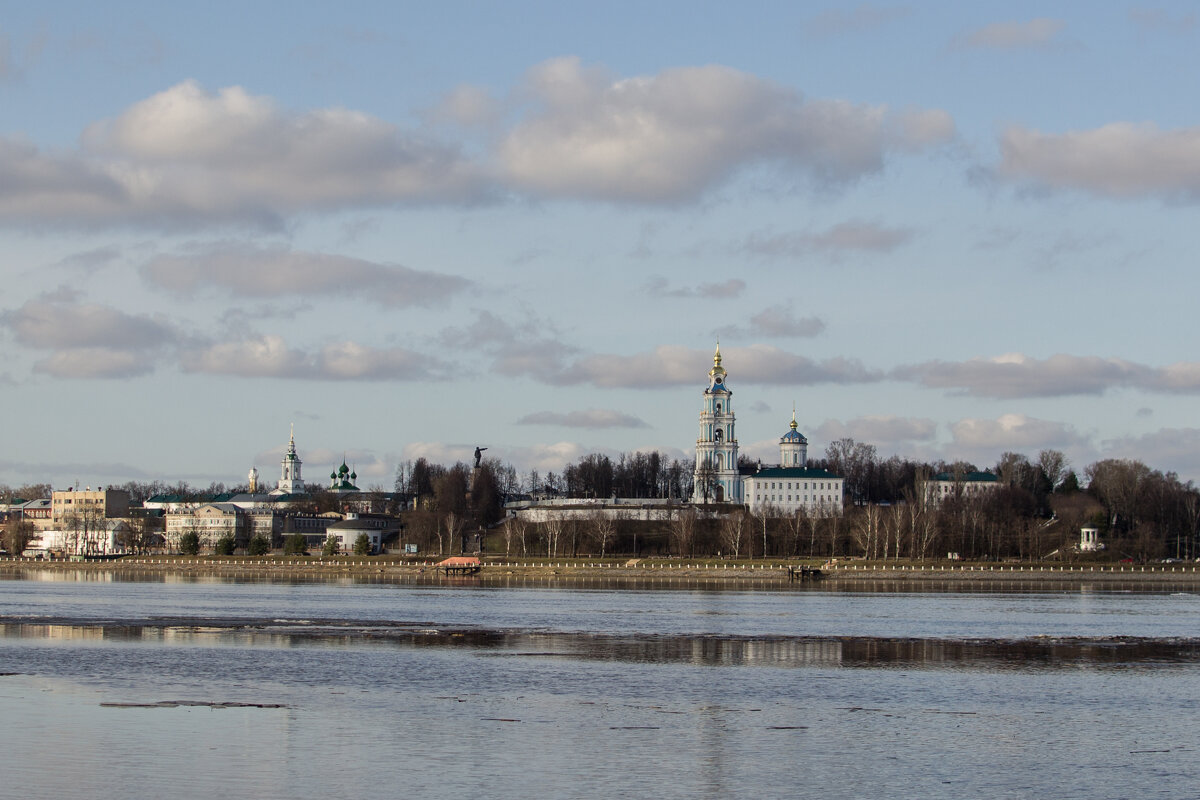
[[2, 576, 1197, 800]]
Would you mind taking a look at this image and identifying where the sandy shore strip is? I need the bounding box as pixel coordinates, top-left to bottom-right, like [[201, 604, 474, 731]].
[[2, 556, 1199, 584]]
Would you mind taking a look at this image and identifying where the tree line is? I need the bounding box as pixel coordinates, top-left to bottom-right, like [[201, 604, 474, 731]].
[[5, 441, 1197, 561]]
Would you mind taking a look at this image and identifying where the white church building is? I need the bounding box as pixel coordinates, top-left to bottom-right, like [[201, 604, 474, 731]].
[[692, 345, 743, 504], [691, 344, 844, 516]]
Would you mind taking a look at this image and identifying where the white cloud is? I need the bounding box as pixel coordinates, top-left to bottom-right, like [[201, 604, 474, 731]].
[[543, 344, 881, 388], [142, 243, 470, 307], [814, 415, 938, 445], [439, 310, 579, 381], [1100, 427, 1200, 481], [431, 84, 503, 127], [54, 245, 124, 274], [3, 295, 177, 350], [0, 80, 489, 229], [498, 57, 953, 202], [516, 409, 649, 429], [719, 305, 826, 339], [742, 219, 915, 258], [180, 335, 441, 381], [999, 122, 1200, 201], [954, 18, 1067, 50], [33, 348, 157, 379], [894, 353, 1200, 398], [950, 413, 1088, 450], [0, 67, 953, 229], [891, 108, 956, 150], [1156, 362, 1200, 393], [1, 294, 176, 379]]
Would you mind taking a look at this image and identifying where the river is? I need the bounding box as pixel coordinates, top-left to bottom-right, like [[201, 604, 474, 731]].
[[2, 574, 1197, 799]]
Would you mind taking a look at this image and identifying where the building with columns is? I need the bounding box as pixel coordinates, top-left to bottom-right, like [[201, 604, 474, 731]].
[[692, 344, 743, 504]]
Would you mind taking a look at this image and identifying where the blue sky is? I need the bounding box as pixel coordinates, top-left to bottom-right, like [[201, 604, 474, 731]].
[[2, 2, 1199, 490]]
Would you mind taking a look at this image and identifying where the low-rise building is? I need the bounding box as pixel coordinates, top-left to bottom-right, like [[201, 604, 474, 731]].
[[745, 468, 844, 516], [51, 487, 130, 528], [4, 498, 54, 531], [166, 503, 246, 550], [744, 413, 844, 516], [922, 471, 1000, 506], [324, 514, 401, 554]]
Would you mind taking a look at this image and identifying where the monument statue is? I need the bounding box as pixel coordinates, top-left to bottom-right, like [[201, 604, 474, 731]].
[[473, 446, 488, 468]]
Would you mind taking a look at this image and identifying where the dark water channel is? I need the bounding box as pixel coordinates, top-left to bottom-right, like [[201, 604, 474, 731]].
[[2, 575, 1198, 799]]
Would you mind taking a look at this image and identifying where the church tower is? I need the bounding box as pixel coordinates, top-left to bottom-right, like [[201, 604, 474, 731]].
[[273, 425, 305, 495], [693, 344, 742, 503], [779, 407, 808, 467]]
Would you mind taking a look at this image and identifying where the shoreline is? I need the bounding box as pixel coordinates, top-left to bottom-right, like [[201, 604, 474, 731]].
[[3, 556, 1199, 585]]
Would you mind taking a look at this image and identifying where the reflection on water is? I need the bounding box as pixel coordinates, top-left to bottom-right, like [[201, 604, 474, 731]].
[[4, 620, 1199, 670], [8, 567, 1200, 595], [3, 576, 1200, 800]]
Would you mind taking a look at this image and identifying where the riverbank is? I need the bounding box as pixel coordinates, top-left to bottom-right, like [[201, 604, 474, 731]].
[[3, 555, 1199, 585]]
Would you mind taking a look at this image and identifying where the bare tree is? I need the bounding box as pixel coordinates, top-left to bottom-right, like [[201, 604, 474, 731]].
[[589, 509, 617, 557], [884, 502, 907, 560], [670, 507, 697, 558], [720, 510, 748, 559], [1086, 459, 1152, 533], [852, 504, 882, 559], [542, 517, 564, 557], [824, 438, 878, 503], [504, 514, 530, 556], [694, 459, 717, 504], [3, 518, 35, 555], [778, 505, 804, 558], [439, 511, 464, 556], [805, 510, 822, 557], [750, 503, 780, 559], [1038, 449, 1069, 492], [909, 498, 938, 561]]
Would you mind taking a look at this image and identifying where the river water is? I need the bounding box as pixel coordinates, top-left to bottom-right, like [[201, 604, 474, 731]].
[[2, 574, 1198, 799]]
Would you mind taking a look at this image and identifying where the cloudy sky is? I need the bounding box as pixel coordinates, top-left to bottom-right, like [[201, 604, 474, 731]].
[[3, 1, 1199, 490]]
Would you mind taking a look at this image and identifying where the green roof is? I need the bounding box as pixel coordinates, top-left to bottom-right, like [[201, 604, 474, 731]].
[[932, 471, 998, 483], [750, 467, 842, 480]]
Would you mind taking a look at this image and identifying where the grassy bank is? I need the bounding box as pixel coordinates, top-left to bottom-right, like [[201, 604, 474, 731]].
[[3, 555, 1199, 584]]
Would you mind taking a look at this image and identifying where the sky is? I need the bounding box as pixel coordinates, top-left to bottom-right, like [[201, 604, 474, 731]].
[[2, 1, 1199, 491]]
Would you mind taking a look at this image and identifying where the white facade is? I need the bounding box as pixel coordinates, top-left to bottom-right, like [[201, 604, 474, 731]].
[[37, 521, 129, 555], [922, 472, 1000, 505], [166, 503, 245, 550], [272, 426, 304, 495], [692, 345, 742, 504], [779, 408, 808, 467], [744, 413, 843, 516], [745, 469, 844, 516]]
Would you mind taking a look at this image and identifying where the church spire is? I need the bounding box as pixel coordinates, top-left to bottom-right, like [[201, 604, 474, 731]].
[[708, 342, 727, 386]]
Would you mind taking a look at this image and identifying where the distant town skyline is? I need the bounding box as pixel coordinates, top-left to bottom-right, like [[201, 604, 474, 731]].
[[3, 2, 1199, 489]]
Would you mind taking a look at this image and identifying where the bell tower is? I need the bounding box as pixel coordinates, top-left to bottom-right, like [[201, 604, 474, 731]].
[[273, 424, 305, 495], [692, 344, 741, 503]]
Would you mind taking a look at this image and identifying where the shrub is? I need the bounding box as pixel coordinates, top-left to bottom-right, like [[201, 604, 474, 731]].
[[214, 534, 236, 555], [322, 536, 340, 556], [283, 534, 308, 556], [247, 534, 271, 556], [179, 531, 201, 556], [353, 533, 372, 555]]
